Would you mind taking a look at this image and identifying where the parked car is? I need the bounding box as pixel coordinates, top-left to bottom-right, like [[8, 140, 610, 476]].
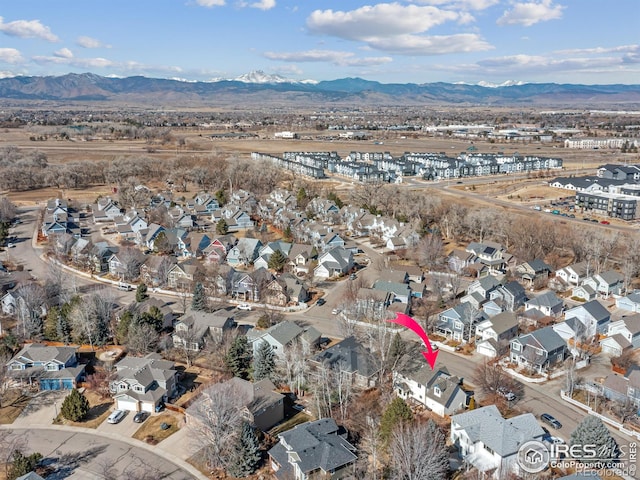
[[133, 411, 149, 423], [600, 220, 610, 225], [316, 298, 326, 306], [237, 303, 252, 311], [6, 243, 15, 248], [540, 413, 562, 429], [497, 387, 516, 401], [107, 409, 126, 424], [349, 273, 357, 280], [332, 308, 341, 315]]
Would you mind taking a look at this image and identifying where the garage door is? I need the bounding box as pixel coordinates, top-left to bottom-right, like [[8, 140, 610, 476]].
[[117, 398, 139, 412], [141, 402, 154, 413]]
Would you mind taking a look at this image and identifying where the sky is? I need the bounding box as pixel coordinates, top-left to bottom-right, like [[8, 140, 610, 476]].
[[0, 1, 638, 85]]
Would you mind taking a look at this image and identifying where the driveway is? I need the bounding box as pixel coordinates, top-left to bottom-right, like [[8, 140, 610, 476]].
[[96, 409, 141, 437], [12, 390, 69, 427]]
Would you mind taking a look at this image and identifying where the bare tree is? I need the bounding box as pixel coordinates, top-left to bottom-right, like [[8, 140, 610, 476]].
[[473, 359, 517, 398], [389, 420, 449, 480], [117, 247, 144, 281], [188, 381, 248, 471], [279, 338, 307, 395], [0, 348, 12, 408], [126, 322, 159, 355], [414, 234, 444, 269], [14, 283, 46, 339]]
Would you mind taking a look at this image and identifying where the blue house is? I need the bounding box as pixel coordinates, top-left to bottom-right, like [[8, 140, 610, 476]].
[[6, 344, 85, 390]]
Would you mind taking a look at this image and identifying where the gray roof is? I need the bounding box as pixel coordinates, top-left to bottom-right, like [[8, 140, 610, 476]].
[[15, 473, 45, 480], [451, 405, 545, 457], [526, 291, 563, 309], [9, 344, 76, 366], [518, 326, 566, 352], [178, 309, 235, 336], [621, 314, 640, 335], [226, 377, 284, 416], [250, 321, 303, 346], [270, 418, 357, 476], [597, 270, 623, 285], [488, 311, 519, 335], [567, 300, 610, 323], [311, 336, 379, 378]]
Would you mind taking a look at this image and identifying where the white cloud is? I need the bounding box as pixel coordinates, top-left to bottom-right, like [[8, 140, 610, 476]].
[[367, 33, 492, 55], [308, 4, 463, 40], [0, 48, 23, 64], [264, 49, 393, 66], [249, 0, 276, 10], [497, 0, 564, 27], [76, 36, 110, 49], [0, 17, 59, 42], [53, 48, 74, 59], [306, 3, 491, 56], [195, 0, 226, 7], [409, 0, 499, 9], [554, 45, 638, 56]]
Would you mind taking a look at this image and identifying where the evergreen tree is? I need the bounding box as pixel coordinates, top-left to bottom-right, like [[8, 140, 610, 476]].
[[192, 282, 207, 311], [60, 388, 90, 422], [139, 305, 164, 332], [7, 450, 43, 480], [135, 283, 148, 302], [283, 225, 293, 242], [228, 422, 262, 478], [380, 397, 413, 443], [216, 218, 229, 235], [116, 310, 133, 345], [253, 341, 276, 382], [388, 332, 407, 368], [267, 250, 287, 272], [570, 415, 619, 465], [44, 306, 61, 341], [215, 189, 227, 207], [56, 312, 71, 344], [225, 335, 252, 379]]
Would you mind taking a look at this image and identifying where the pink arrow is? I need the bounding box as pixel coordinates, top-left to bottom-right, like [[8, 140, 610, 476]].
[[387, 312, 439, 370]]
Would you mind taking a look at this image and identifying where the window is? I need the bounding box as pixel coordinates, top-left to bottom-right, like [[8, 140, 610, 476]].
[[434, 386, 441, 397], [512, 342, 521, 351]]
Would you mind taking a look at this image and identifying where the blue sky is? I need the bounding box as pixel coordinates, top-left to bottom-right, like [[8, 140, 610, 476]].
[[0, 0, 637, 85]]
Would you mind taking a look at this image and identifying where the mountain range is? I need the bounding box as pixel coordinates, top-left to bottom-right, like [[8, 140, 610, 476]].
[[0, 72, 638, 107]]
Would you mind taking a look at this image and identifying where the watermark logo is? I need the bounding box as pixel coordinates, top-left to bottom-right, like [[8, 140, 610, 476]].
[[517, 439, 637, 476], [518, 440, 550, 473]]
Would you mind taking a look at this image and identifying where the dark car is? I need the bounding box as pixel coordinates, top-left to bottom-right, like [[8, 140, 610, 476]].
[[316, 298, 326, 306], [541, 413, 562, 429], [133, 411, 149, 423]]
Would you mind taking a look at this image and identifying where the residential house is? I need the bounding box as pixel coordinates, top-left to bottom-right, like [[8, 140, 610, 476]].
[[167, 259, 201, 290], [186, 376, 284, 433], [125, 297, 177, 330], [510, 326, 567, 374], [450, 405, 545, 478], [179, 232, 212, 258], [254, 241, 293, 270], [110, 353, 178, 412], [92, 197, 121, 222], [313, 247, 354, 279], [231, 268, 274, 302], [1, 288, 48, 318], [555, 261, 591, 286], [309, 336, 379, 388], [581, 270, 625, 299], [436, 302, 488, 343], [226, 238, 262, 266], [141, 223, 166, 250], [287, 243, 315, 274], [466, 276, 501, 301], [393, 365, 469, 417], [572, 283, 597, 302], [268, 418, 357, 480], [524, 291, 564, 318], [489, 281, 527, 312], [372, 279, 411, 304], [354, 288, 395, 320], [564, 300, 611, 338], [90, 242, 118, 273], [139, 255, 176, 287], [601, 314, 640, 356], [448, 249, 477, 274], [172, 309, 236, 351], [465, 241, 505, 273], [6, 343, 85, 390], [263, 274, 308, 306], [475, 312, 519, 358], [515, 259, 552, 287], [616, 292, 640, 313], [247, 321, 321, 358], [602, 370, 640, 407]]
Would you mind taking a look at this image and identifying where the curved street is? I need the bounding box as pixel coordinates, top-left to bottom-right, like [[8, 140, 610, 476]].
[[0, 426, 204, 480]]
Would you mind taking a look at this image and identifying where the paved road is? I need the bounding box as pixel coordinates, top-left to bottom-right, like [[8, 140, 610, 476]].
[[0, 427, 201, 480]]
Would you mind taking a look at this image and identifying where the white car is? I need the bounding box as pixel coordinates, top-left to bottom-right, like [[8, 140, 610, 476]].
[[237, 303, 252, 311], [6, 243, 15, 248], [107, 409, 125, 424]]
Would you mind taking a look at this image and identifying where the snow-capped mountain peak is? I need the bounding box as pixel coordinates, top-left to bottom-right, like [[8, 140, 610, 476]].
[[212, 70, 318, 85]]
